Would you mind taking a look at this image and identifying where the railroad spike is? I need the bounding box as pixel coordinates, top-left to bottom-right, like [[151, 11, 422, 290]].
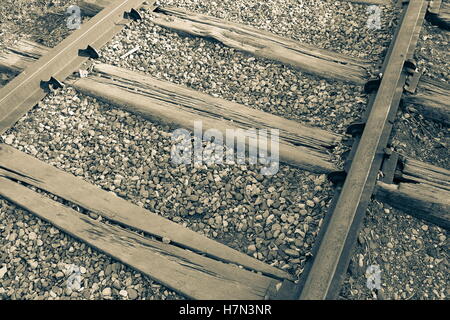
[[78, 45, 100, 59], [327, 171, 347, 185], [124, 8, 143, 21], [396, 0, 410, 8], [40, 76, 64, 91], [341, 150, 351, 161], [343, 159, 353, 174], [380, 150, 400, 184], [403, 58, 417, 71], [346, 122, 366, 137], [364, 77, 381, 94], [341, 137, 354, 148]]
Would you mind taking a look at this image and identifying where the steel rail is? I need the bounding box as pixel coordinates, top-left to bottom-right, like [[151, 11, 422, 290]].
[[0, 0, 152, 135], [299, 0, 428, 300]]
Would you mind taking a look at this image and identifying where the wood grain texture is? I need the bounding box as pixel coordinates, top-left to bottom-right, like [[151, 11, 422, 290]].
[[428, 0, 442, 14], [69, 63, 340, 174], [79, 0, 113, 16], [400, 157, 450, 191], [403, 76, 450, 125], [375, 157, 450, 230], [151, 7, 371, 84], [0, 39, 446, 128], [375, 181, 450, 230], [0, 176, 281, 299], [0, 144, 291, 281], [427, 0, 450, 30], [0, 40, 48, 75], [341, 0, 391, 4]]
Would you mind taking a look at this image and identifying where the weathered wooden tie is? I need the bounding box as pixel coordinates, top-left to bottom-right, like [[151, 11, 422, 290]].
[[403, 76, 450, 125], [68, 63, 340, 174], [0, 144, 297, 299], [77, 1, 374, 85], [151, 7, 372, 85], [0, 144, 292, 282], [375, 156, 450, 230], [0, 178, 282, 300], [427, 0, 450, 30], [2, 37, 447, 127]]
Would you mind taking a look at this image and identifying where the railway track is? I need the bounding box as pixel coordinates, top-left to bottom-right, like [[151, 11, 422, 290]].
[[0, 0, 448, 300]]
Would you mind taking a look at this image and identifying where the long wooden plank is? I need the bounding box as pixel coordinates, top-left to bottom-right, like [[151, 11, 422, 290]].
[[0, 0, 150, 135], [403, 76, 450, 125], [427, 0, 450, 30], [341, 0, 391, 4], [0, 40, 48, 75], [375, 155, 450, 230], [68, 63, 340, 174], [0, 177, 280, 300], [2, 39, 447, 128], [0, 144, 291, 281], [400, 157, 450, 190], [151, 7, 371, 84], [375, 181, 450, 230]]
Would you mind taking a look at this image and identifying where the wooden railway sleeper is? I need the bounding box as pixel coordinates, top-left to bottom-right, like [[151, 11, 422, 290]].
[[364, 75, 382, 94], [428, 0, 442, 14]]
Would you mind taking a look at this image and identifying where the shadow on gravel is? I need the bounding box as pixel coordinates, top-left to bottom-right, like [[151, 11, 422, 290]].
[[17, 12, 72, 48]]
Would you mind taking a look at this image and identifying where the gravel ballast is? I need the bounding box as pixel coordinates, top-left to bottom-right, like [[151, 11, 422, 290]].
[[98, 1, 398, 134], [0, 86, 333, 299]]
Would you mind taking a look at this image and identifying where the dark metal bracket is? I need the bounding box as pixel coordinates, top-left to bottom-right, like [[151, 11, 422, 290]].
[[328, 171, 347, 185], [403, 59, 422, 94], [124, 8, 143, 21], [380, 149, 400, 184], [397, 0, 410, 8], [346, 122, 366, 137], [428, 0, 442, 14], [271, 280, 302, 300], [40, 76, 64, 91], [404, 69, 422, 94], [78, 45, 101, 59], [404, 58, 417, 71]]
